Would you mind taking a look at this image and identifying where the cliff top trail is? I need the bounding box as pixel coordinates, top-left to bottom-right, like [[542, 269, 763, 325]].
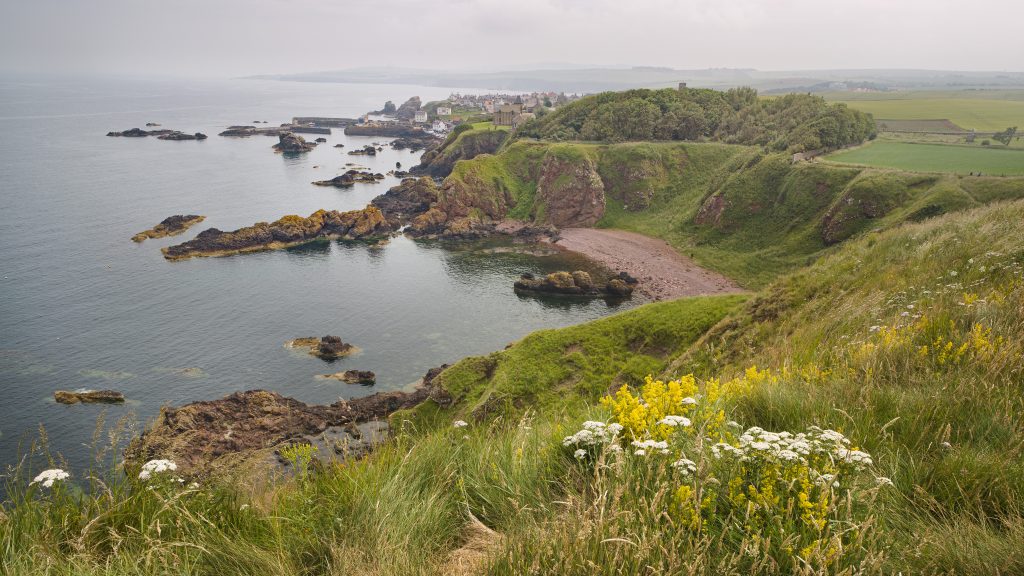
[[553, 228, 744, 300]]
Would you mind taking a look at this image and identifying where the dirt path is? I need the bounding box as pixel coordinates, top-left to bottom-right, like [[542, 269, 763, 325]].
[[552, 228, 745, 301]]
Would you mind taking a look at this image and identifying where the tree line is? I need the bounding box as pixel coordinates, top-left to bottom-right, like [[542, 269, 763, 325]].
[[515, 87, 877, 152]]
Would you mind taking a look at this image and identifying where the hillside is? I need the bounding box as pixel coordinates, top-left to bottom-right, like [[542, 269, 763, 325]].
[[8, 194, 1024, 574], [423, 140, 1024, 287]]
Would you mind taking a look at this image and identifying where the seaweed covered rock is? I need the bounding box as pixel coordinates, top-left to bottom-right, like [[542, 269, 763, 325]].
[[132, 215, 206, 242], [514, 270, 633, 298], [313, 170, 384, 188], [55, 390, 125, 404], [157, 132, 208, 141], [286, 336, 358, 360], [272, 132, 315, 153], [162, 207, 391, 260], [318, 370, 376, 385], [347, 144, 378, 156]]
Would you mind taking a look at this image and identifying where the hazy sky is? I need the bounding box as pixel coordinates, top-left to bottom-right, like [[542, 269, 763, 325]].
[[1, 0, 1021, 77]]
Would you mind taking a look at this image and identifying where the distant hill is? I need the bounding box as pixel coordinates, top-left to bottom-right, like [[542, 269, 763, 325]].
[[250, 67, 1024, 94]]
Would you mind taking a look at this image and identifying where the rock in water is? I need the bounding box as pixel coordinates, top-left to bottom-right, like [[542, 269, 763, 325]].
[[286, 336, 358, 360], [161, 207, 391, 260], [272, 132, 315, 153], [312, 170, 384, 188], [514, 270, 634, 298], [132, 215, 205, 242], [318, 370, 376, 385], [55, 390, 125, 404]]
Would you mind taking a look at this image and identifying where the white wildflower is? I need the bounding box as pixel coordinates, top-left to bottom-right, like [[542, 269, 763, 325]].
[[31, 468, 70, 488], [453, 420, 468, 428], [657, 415, 692, 427], [672, 458, 697, 475], [573, 448, 587, 460], [138, 459, 177, 481], [634, 449, 646, 456], [875, 477, 894, 487]]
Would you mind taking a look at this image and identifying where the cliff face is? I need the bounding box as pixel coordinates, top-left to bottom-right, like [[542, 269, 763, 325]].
[[533, 150, 605, 227]]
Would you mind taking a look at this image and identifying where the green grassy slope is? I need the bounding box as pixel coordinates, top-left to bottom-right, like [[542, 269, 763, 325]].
[[447, 140, 1024, 288], [412, 294, 747, 424]]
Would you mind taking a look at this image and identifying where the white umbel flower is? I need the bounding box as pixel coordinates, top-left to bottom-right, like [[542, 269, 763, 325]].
[[138, 459, 178, 480], [31, 468, 70, 488]]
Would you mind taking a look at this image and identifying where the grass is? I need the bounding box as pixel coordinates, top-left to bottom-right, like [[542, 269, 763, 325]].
[[826, 141, 1024, 175], [824, 91, 1024, 132]]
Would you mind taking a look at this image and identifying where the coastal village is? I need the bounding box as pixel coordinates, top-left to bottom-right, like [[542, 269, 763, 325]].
[[355, 91, 581, 136]]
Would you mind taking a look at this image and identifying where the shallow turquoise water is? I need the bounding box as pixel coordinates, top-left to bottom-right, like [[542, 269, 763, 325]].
[[0, 76, 636, 472]]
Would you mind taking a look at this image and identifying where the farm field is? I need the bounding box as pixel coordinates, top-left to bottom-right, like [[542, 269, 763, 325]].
[[826, 141, 1024, 175], [823, 90, 1024, 132]]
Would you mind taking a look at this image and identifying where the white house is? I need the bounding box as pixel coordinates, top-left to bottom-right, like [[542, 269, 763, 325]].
[[414, 110, 428, 123], [436, 106, 452, 116]]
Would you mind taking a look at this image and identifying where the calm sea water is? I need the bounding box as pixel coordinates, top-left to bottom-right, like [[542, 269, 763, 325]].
[[0, 76, 636, 472]]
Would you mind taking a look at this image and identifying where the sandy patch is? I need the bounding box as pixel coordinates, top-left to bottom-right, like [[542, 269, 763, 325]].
[[553, 228, 744, 300]]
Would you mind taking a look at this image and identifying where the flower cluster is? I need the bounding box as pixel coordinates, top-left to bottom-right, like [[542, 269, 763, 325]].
[[31, 468, 70, 488], [562, 420, 623, 449], [138, 459, 178, 481]]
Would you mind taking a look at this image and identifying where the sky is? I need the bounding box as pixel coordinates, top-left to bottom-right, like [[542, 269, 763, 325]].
[[1, 0, 1021, 77]]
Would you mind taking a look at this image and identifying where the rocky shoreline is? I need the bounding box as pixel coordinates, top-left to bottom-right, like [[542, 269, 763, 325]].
[[132, 215, 205, 242], [124, 366, 450, 474]]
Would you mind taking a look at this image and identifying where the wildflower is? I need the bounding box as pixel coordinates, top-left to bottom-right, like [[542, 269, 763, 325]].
[[453, 420, 468, 428], [31, 468, 70, 488], [240, 504, 250, 510], [657, 415, 692, 427], [573, 448, 587, 460], [138, 459, 178, 481], [672, 458, 697, 475], [875, 477, 894, 487], [634, 449, 646, 456]]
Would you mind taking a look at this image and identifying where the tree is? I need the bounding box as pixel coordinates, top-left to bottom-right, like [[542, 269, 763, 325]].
[[992, 126, 1018, 146]]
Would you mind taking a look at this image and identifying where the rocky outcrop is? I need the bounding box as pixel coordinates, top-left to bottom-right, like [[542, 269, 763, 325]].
[[286, 336, 358, 360], [124, 367, 451, 474], [313, 170, 384, 188], [412, 129, 508, 178], [370, 177, 439, 227], [161, 207, 391, 260], [347, 144, 378, 156], [390, 135, 440, 152], [272, 132, 315, 153], [131, 215, 206, 242], [107, 127, 177, 137], [317, 370, 376, 385], [55, 390, 125, 404], [394, 96, 422, 121], [514, 270, 634, 298], [108, 128, 205, 140], [534, 152, 605, 227], [158, 132, 208, 141]]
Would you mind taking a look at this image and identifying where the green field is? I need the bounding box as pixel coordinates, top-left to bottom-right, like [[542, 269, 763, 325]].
[[827, 141, 1024, 175], [824, 91, 1024, 132]]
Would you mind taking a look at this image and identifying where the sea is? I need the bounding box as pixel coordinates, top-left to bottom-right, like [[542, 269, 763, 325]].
[[0, 75, 637, 475]]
